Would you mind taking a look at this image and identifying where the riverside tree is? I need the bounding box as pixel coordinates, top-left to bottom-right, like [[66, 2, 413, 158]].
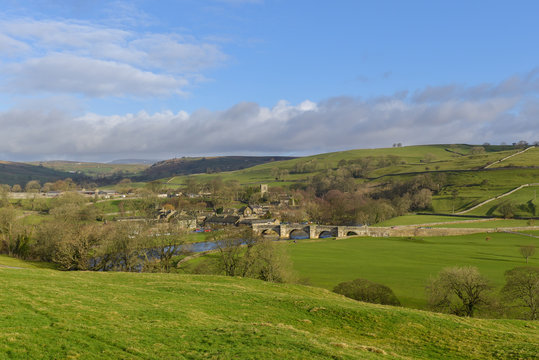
[[212, 227, 294, 283], [0, 207, 32, 258]]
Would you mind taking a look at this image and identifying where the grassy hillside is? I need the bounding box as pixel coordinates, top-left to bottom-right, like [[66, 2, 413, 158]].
[[0, 161, 76, 186], [1, 256, 537, 359], [162, 144, 537, 187]]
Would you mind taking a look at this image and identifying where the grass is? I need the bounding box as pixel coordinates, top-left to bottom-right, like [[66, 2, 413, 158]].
[[0, 255, 538, 359], [374, 216, 537, 229], [286, 232, 539, 309], [372, 214, 483, 226], [430, 219, 535, 228]]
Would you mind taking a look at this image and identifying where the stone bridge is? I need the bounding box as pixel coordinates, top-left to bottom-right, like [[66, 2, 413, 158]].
[[252, 223, 539, 239], [252, 223, 370, 239]]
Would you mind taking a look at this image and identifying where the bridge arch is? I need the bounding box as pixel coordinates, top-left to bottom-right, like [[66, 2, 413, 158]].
[[346, 231, 359, 236], [318, 230, 336, 238], [261, 228, 280, 237], [289, 228, 310, 239]]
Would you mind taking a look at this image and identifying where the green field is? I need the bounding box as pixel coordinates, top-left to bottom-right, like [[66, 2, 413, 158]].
[[430, 219, 535, 228], [287, 232, 539, 309], [373, 214, 483, 226], [373, 215, 535, 228], [1, 256, 538, 359]]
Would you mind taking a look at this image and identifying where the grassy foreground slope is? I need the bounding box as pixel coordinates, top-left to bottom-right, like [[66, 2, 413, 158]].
[[1, 257, 538, 359]]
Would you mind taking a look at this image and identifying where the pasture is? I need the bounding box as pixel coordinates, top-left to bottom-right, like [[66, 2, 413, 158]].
[[287, 232, 539, 309]]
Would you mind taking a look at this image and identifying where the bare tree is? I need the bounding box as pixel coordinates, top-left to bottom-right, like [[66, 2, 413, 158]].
[[501, 267, 539, 320], [212, 227, 293, 282], [213, 227, 258, 276], [0, 207, 32, 258], [148, 222, 190, 272], [51, 223, 100, 270], [520, 245, 536, 264], [426, 266, 491, 317]]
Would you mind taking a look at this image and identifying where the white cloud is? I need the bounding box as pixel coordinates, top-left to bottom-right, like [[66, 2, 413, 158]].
[[0, 18, 227, 97], [4, 54, 186, 97], [412, 67, 539, 103], [0, 33, 31, 56]]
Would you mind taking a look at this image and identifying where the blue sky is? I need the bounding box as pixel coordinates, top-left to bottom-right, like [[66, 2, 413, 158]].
[[0, 0, 538, 161]]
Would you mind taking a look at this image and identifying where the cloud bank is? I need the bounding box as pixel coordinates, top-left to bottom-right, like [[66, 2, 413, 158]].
[[1, 69, 537, 161]]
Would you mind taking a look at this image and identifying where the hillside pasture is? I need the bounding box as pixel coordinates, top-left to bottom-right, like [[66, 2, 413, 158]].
[[465, 185, 539, 217], [489, 146, 539, 168], [428, 169, 539, 214]]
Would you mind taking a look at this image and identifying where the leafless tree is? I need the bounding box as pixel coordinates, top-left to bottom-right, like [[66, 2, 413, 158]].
[[426, 266, 491, 317]]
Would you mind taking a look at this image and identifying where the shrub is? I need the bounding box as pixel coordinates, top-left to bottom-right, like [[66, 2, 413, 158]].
[[333, 278, 401, 306]]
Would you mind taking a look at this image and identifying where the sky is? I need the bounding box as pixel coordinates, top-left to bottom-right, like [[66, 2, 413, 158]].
[[0, 0, 538, 161]]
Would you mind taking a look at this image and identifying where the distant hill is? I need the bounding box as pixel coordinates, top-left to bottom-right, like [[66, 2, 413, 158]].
[[138, 156, 296, 181], [26, 160, 150, 178], [108, 159, 159, 165], [0, 161, 76, 186]]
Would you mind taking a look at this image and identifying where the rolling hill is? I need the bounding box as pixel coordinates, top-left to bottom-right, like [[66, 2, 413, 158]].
[[137, 156, 296, 181], [0, 161, 78, 186]]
